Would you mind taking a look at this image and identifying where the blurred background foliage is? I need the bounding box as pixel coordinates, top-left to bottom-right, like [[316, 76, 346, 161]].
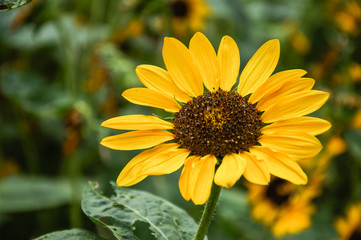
[[0, 0, 361, 239]]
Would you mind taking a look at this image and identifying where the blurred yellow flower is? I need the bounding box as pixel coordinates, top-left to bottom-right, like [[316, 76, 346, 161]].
[[302, 135, 346, 173], [349, 62, 361, 83], [323, 135, 347, 158], [100, 32, 330, 205], [110, 19, 144, 45], [290, 31, 310, 55], [330, 0, 361, 35], [335, 202, 361, 240], [248, 135, 346, 236], [170, 0, 210, 36], [285, 21, 311, 55], [247, 178, 318, 237]]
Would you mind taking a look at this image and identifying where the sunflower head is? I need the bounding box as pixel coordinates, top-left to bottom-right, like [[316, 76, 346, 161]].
[[169, 0, 210, 36], [265, 178, 293, 206], [173, 89, 263, 158], [101, 32, 330, 205], [247, 136, 343, 237], [247, 177, 318, 237]]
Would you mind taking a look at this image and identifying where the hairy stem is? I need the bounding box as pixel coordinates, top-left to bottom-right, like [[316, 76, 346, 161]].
[[194, 183, 222, 240]]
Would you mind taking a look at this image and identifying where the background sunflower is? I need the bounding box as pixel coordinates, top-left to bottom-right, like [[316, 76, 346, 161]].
[[247, 135, 346, 236], [169, 0, 210, 36]]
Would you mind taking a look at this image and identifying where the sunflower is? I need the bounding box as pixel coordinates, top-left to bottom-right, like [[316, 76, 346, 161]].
[[328, 0, 361, 36], [169, 0, 209, 36], [110, 19, 144, 48], [335, 202, 361, 240], [247, 177, 318, 237], [247, 135, 346, 236], [100, 32, 330, 205], [349, 62, 361, 83]]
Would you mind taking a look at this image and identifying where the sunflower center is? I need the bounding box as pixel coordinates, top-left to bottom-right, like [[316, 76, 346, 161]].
[[350, 230, 361, 240], [172, 89, 263, 158], [171, 0, 189, 17], [265, 178, 293, 206]]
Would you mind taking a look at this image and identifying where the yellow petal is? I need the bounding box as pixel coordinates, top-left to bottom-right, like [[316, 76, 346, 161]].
[[262, 117, 331, 136], [162, 37, 203, 97], [335, 218, 348, 234], [238, 39, 280, 97], [242, 152, 270, 184], [217, 36, 240, 91], [122, 88, 181, 112], [100, 130, 174, 150], [136, 65, 191, 103], [116, 144, 179, 186], [179, 156, 200, 201], [259, 132, 322, 158], [189, 32, 220, 92], [256, 78, 315, 111], [192, 155, 217, 205], [250, 146, 308, 184], [214, 153, 247, 189], [261, 90, 330, 123], [141, 148, 190, 175], [101, 115, 174, 130], [249, 69, 307, 104]]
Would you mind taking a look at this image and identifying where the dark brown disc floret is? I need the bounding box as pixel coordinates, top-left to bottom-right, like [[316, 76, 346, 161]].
[[265, 178, 292, 206], [172, 89, 263, 158], [171, 0, 189, 18], [349, 230, 361, 240]]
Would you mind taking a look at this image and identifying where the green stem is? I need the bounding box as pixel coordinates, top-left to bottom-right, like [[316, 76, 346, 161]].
[[194, 183, 222, 240]]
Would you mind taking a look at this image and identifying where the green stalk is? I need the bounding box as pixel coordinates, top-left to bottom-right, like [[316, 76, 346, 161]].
[[194, 183, 222, 240]]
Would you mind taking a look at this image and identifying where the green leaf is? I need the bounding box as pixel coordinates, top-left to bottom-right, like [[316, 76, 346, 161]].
[[0, 175, 73, 213], [81, 182, 199, 240], [34, 228, 106, 240], [0, 0, 31, 12]]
